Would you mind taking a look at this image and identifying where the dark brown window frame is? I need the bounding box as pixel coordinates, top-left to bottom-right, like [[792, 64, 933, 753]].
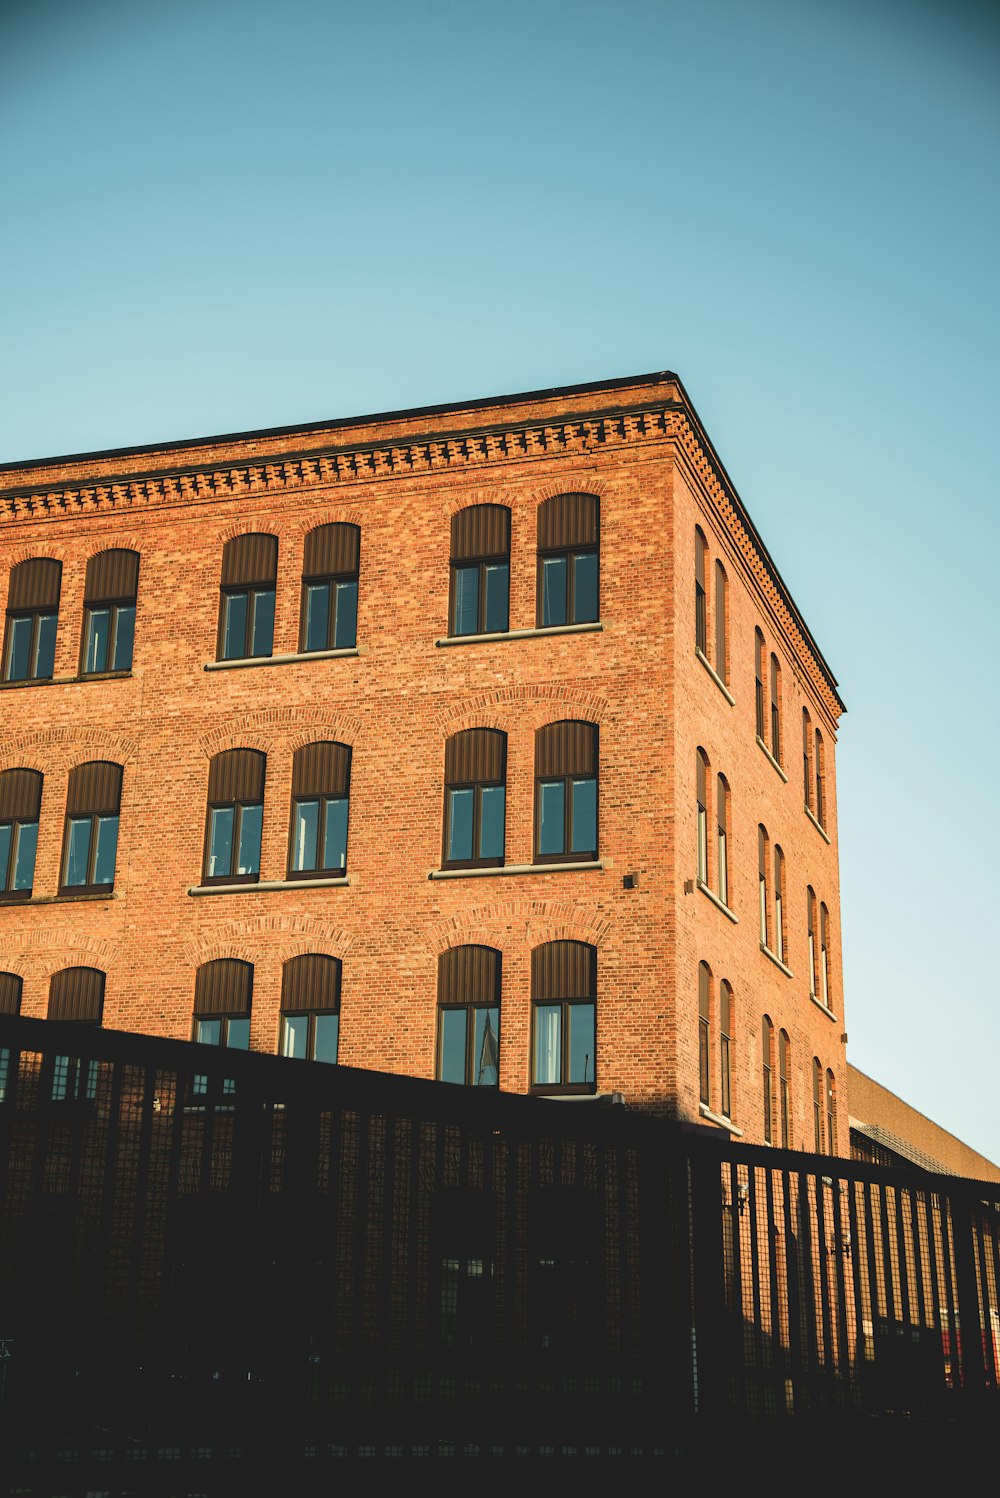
[[202, 751, 266, 886], [60, 763, 122, 897], [3, 558, 62, 685], [216, 534, 278, 663], [449, 505, 511, 638], [535, 494, 600, 630], [436, 946, 501, 1088], [533, 722, 599, 866], [529, 940, 597, 1096], [442, 731, 507, 871], [299, 523, 361, 654], [0, 768, 42, 902], [286, 742, 351, 880], [79, 550, 140, 677]]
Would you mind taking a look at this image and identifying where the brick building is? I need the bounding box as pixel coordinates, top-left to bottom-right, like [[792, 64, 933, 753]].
[[0, 371, 847, 1149]]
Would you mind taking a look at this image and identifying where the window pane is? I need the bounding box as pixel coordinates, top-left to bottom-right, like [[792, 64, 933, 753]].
[[6, 617, 32, 681], [236, 803, 263, 876], [34, 614, 57, 677], [93, 815, 119, 886], [222, 592, 248, 660], [570, 777, 597, 855], [84, 608, 110, 673], [282, 1014, 308, 1058], [483, 564, 509, 633], [195, 1018, 222, 1046], [304, 583, 330, 652], [226, 1017, 250, 1050], [313, 1013, 339, 1064], [0, 825, 10, 888], [333, 580, 358, 649], [292, 800, 320, 871], [323, 797, 349, 871], [439, 1008, 468, 1085], [538, 781, 565, 856], [478, 785, 505, 861], [250, 588, 275, 657], [567, 1002, 595, 1085], [452, 567, 479, 636], [112, 605, 135, 671], [572, 552, 598, 623], [472, 1007, 500, 1087], [208, 806, 234, 878], [65, 818, 92, 886], [447, 787, 474, 862], [541, 556, 567, 626], [533, 1005, 561, 1085], [12, 823, 36, 892]]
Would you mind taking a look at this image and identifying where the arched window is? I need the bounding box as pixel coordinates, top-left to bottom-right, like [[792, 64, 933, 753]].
[[62, 762, 122, 894], [0, 972, 22, 1016], [813, 1057, 824, 1153], [300, 523, 360, 652], [193, 959, 252, 1050], [531, 941, 596, 1093], [437, 946, 501, 1088], [203, 750, 265, 884], [450, 505, 510, 637], [696, 749, 710, 885], [769, 654, 782, 764], [779, 1029, 791, 1148], [719, 981, 733, 1121], [814, 729, 826, 827], [773, 845, 785, 963], [0, 769, 42, 900], [48, 967, 105, 1102], [444, 729, 506, 868], [802, 709, 813, 810], [3, 558, 60, 682], [288, 742, 350, 877], [537, 494, 599, 628], [754, 629, 766, 740], [698, 961, 712, 1107], [716, 774, 730, 906], [81, 549, 139, 674], [806, 886, 818, 998], [820, 903, 831, 1007], [826, 1069, 837, 1154], [281, 954, 341, 1063], [217, 533, 277, 661], [695, 528, 708, 654], [534, 721, 598, 863], [758, 826, 770, 948], [714, 560, 729, 683], [761, 1015, 774, 1145]]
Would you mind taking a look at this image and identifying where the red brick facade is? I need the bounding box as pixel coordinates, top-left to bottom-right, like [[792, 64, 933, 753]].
[[0, 372, 848, 1149]]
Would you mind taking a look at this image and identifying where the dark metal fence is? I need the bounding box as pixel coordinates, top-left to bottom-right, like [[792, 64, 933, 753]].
[[0, 1014, 996, 1483]]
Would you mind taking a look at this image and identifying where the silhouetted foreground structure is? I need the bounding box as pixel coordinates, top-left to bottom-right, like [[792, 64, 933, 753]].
[[0, 1015, 996, 1487]]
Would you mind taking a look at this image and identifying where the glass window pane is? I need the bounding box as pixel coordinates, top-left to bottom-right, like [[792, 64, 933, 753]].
[[333, 580, 358, 649], [65, 819, 92, 886], [84, 608, 110, 673], [237, 803, 263, 876], [223, 592, 248, 660], [208, 806, 234, 878], [541, 556, 567, 626], [447, 787, 474, 862], [313, 1013, 339, 1065], [323, 797, 349, 872], [226, 1017, 250, 1050], [533, 1005, 561, 1085], [567, 1002, 595, 1085], [570, 777, 597, 855], [292, 800, 319, 871], [483, 563, 509, 633], [195, 1019, 222, 1046], [111, 605, 135, 671], [304, 583, 330, 652], [538, 781, 565, 856], [282, 1014, 308, 1058], [0, 825, 10, 888], [472, 1007, 500, 1087], [572, 552, 598, 623], [93, 815, 119, 886], [478, 785, 505, 861], [439, 1008, 468, 1085], [452, 567, 479, 636], [34, 614, 57, 678], [6, 617, 32, 681], [250, 589, 275, 657]]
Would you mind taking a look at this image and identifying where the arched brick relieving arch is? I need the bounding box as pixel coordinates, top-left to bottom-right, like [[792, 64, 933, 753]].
[[435, 684, 609, 737], [426, 899, 613, 962]]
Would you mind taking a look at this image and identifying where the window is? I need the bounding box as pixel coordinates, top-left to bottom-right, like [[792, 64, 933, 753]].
[[203, 750, 265, 884], [714, 560, 729, 683], [773, 845, 785, 963], [695, 528, 708, 654], [806, 886, 818, 998], [813, 1058, 824, 1153], [437, 945, 500, 1087], [48, 967, 104, 1102], [535, 721, 598, 863], [820, 902, 831, 1006], [536, 494, 599, 627], [698, 961, 711, 1106], [769, 654, 782, 763], [217, 533, 277, 661], [696, 749, 709, 884], [280, 954, 340, 1063], [719, 981, 732, 1121], [288, 742, 350, 877], [442, 729, 506, 868], [802, 709, 813, 809], [0, 769, 42, 900], [826, 1069, 837, 1154], [814, 729, 826, 826], [754, 630, 766, 740], [193, 959, 252, 1051], [716, 774, 729, 906], [531, 940, 596, 1093], [761, 1016, 774, 1145], [0, 972, 22, 1104], [3, 558, 60, 682], [758, 826, 770, 948], [81, 550, 138, 674], [61, 762, 122, 893], [449, 505, 510, 637], [300, 523, 360, 652], [779, 1029, 791, 1147]]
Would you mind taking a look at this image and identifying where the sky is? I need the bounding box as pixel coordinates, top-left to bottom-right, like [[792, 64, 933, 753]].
[[1, 0, 998, 1160]]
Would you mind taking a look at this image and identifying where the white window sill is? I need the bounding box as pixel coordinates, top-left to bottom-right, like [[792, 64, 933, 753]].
[[428, 860, 605, 880], [435, 621, 603, 647], [188, 876, 351, 895], [760, 944, 793, 979], [809, 993, 839, 1022], [695, 649, 735, 706], [699, 1104, 744, 1136], [696, 879, 739, 924], [205, 646, 364, 671], [805, 805, 832, 844], [755, 736, 788, 783]]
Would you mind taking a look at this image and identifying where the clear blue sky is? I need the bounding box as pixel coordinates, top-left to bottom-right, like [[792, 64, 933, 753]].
[[2, 0, 998, 1159]]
